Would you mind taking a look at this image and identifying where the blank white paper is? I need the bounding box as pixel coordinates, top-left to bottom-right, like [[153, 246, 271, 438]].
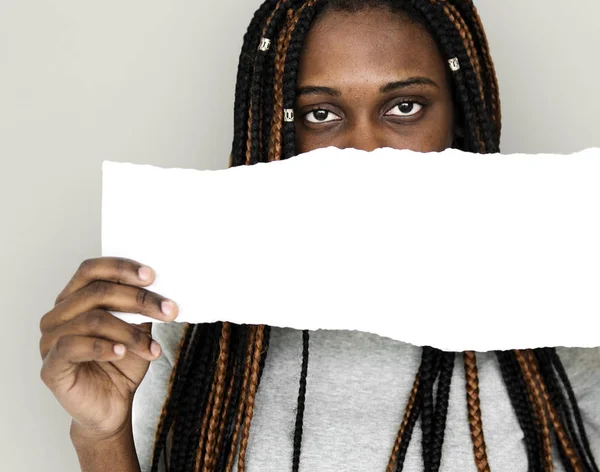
[[101, 147, 600, 351]]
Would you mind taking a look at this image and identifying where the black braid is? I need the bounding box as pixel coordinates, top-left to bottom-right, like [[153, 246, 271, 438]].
[[533, 348, 592, 471], [257, 325, 272, 385], [149, 323, 195, 472], [418, 346, 442, 471], [408, 0, 488, 153], [430, 351, 455, 472], [171, 322, 221, 472], [247, 1, 295, 165], [291, 329, 310, 471], [548, 349, 600, 472], [281, 2, 326, 160], [232, 1, 282, 167], [449, 0, 500, 139], [495, 350, 544, 472]]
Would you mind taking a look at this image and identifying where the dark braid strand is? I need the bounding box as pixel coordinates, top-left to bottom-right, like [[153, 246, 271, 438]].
[[496, 350, 544, 472], [430, 351, 455, 472]]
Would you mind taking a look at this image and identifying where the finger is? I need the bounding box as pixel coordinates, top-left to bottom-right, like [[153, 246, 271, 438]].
[[40, 334, 128, 387], [41, 281, 178, 332], [55, 257, 155, 306], [40, 310, 162, 362]]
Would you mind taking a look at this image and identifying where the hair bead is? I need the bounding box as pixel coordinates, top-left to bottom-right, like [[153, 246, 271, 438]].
[[258, 37, 272, 51], [284, 109, 295, 122], [448, 57, 460, 71]]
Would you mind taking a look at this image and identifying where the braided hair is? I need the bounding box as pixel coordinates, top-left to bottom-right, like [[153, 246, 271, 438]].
[[151, 1, 598, 471]]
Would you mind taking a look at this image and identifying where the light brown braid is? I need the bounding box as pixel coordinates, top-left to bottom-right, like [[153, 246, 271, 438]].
[[213, 362, 237, 466], [225, 326, 257, 472], [201, 323, 232, 471], [386, 372, 421, 472], [269, 8, 295, 162], [237, 325, 266, 472], [515, 349, 554, 471], [464, 351, 491, 472], [269, 0, 319, 162]]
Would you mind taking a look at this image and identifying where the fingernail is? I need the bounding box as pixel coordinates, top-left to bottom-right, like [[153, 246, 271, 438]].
[[150, 340, 161, 358], [138, 266, 152, 281], [114, 344, 126, 356], [161, 300, 175, 317]]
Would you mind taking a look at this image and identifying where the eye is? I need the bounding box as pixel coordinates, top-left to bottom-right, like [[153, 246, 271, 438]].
[[304, 109, 342, 124], [385, 101, 424, 117]]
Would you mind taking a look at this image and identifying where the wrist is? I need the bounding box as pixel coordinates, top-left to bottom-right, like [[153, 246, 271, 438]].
[[70, 418, 132, 449]]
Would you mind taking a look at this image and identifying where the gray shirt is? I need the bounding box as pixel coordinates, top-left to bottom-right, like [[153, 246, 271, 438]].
[[132, 322, 600, 471]]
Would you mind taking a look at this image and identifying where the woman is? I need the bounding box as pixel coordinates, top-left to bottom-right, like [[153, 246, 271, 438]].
[[39, 0, 600, 471]]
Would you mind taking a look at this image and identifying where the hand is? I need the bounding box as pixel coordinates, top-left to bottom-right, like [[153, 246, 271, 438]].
[[39, 257, 179, 441]]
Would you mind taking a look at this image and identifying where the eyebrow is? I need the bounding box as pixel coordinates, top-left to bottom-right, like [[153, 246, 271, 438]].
[[296, 77, 439, 97]]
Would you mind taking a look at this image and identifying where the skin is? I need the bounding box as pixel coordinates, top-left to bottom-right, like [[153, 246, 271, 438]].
[[295, 7, 456, 153], [39, 7, 458, 470]]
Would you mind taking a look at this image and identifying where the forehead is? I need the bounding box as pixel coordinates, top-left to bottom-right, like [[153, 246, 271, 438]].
[[298, 8, 447, 86]]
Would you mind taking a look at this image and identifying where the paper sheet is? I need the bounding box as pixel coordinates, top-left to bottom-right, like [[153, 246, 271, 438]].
[[102, 147, 600, 351]]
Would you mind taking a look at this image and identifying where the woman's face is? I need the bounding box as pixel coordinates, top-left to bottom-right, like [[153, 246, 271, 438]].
[[295, 7, 455, 154]]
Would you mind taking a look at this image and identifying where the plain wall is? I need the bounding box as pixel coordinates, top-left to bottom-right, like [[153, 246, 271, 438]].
[[1, 1, 598, 470]]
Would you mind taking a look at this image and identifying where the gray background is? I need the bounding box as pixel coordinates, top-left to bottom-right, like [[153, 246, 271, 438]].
[[1, 0, 598, 470]]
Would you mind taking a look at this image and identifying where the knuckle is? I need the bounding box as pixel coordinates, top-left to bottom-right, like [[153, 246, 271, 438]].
[[78, 258, 94, 276], [130, 326, 147, 346], [54, 336, 71, 358], [40, 365, 50, 385], [89, 280, 112, 299], [135, 288, 150, 308], [39, 314, 48, 333], [85, 310, 106, 331], [115, 258, 128, 284], [93, 338, 105, 355]]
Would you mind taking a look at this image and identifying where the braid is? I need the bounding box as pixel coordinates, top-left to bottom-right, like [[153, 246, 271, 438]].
[[387, 372, 421, 472], [436, 1, 496, 151], [515, 350, 555, 471], [281, 0, 322, 159], [527, 350, 585, 472], [225, 326, 256, 472], [237, 325, 266, 471], [496, 350, 544, 472], [150, 323, 195, 472], [547, 349, 600, 472], [201, 323, 232, 470], [216, 326, 249, 472], [246, 0, 292, 165], [464, 351, 491, 472], [430, 351, 455, 472], [453, 0, 502, 135], [212, 349, 237, 469], [394, 370, 424, 472], [419, 346, 442, 471], [180, 324, 223, 472], [292, 330, 310, 472], [167, 323, 219, 471], [195, 347, 220, 471], [231, 0, 282, 167]]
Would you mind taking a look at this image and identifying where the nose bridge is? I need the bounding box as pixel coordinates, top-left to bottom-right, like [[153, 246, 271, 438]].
[[342, 116, 385, 152]]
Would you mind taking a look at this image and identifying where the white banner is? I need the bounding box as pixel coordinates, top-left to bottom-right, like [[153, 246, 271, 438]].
[[102, 147, 600, 351]]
